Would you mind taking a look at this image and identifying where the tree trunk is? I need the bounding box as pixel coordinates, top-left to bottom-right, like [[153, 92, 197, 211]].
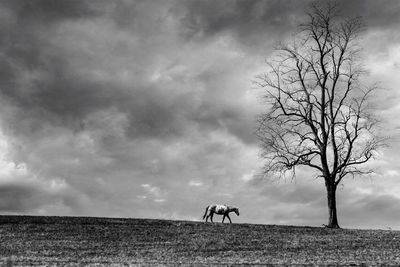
[[325, 183, 340, 228]]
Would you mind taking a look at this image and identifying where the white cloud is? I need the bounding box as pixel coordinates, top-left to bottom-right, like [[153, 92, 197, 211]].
[[188, 180, 203, 187], [141, 183, 166, 202], [241, 170, 256, 182], [385, 169, 399, 177]]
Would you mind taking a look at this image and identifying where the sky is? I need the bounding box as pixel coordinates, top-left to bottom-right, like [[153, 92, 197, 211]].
[[0, 0, 400, 230]]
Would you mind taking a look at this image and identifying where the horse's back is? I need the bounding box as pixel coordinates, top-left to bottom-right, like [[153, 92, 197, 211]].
[[213, 204, 228, 214]]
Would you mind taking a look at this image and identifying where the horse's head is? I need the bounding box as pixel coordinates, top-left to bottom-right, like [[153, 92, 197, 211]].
[[234, 207, 239, 216]]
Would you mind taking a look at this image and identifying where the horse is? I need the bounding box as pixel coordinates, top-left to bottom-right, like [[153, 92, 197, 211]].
[[203, 204, 239, 223]]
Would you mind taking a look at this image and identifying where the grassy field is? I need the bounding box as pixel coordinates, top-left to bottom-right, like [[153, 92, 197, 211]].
[[0, 215, 400, 266]]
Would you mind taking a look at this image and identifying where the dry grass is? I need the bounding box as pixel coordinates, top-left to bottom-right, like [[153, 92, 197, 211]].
[[0, 215, 400, 265]]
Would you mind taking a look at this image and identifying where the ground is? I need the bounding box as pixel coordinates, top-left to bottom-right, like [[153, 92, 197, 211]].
[[0, 215, 400, 265]]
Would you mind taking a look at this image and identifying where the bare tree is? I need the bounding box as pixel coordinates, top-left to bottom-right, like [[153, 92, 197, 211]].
[[256, 2, 384, 228]]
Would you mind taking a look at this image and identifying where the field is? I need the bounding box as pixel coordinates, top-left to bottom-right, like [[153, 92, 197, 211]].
[[1, 216, 400, 266]]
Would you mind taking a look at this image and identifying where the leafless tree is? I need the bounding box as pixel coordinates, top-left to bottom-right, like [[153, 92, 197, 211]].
[[256, 2, 384, 228]]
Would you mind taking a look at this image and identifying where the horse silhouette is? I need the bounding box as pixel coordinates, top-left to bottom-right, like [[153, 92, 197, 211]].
[[203, 204, 239, 223]]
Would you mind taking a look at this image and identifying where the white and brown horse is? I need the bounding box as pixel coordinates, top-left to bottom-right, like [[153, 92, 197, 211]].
[[203, 204, 239, 223]]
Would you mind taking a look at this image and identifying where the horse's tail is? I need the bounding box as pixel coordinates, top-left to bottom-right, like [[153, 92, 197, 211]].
[[203, 205, 209, 220]]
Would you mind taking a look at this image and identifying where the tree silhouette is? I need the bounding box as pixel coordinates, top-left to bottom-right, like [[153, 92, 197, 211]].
[[256, 2, 384, 228]]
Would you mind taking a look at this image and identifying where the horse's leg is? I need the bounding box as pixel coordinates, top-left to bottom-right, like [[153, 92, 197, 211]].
[[222, 215, 225, 223], [210, 212, 214, 223], [227, 214, 232, 223], [206, 211, 212, 222]]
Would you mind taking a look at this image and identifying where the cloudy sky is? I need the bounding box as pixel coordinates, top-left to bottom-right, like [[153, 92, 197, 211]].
[[0, 0, 400, 229]]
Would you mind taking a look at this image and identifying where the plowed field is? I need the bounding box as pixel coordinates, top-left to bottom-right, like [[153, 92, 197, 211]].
[[1, 215, 399, 265]]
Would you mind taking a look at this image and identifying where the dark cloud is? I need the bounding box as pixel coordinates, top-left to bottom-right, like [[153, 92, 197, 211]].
[[353, 0, 400, 29], [0, 182, 81, 213], [1, 0, 100, 23], [0, 184, 41, 212], [0, 1, 105, 132], [176, 0, 308, 49], [3, 0, 393, 142]]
